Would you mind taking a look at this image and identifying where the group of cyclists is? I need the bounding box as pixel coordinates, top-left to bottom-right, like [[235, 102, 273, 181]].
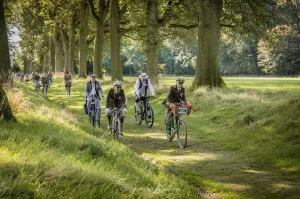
[[17, 70, 190, 141], [27, 71, 72, 97], [84, 72, 190, 139]]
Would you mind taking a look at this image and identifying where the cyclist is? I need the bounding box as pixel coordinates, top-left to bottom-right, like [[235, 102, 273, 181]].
[[41, 73, 49, 96], [64, 71, 72, 96], [85, 74, 104, 128], [33, 73, 41, 91], [135, 73, 155, 117], [105, 81, 126, 134], [47, 71, 53, 88], [163, 77, 189, 139]]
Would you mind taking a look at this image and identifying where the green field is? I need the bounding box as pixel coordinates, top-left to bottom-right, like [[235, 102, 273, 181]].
[[1, 77, 300, 198]]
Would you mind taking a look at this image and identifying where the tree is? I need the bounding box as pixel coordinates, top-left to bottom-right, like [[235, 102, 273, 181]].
[[78, 0, 89, 78], [0, 0, 15, 120], [87, 0, 109, 79], [110, 0, 127, 80], [192, 0, 224, 88]]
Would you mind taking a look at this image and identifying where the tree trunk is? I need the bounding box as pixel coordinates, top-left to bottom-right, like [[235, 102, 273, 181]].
[[146, 0, 159, 84], [49, 37, 55, 72], [78, 0, 89, 78], [24, 56, 29, 74], [61, 24, 69, 72], [69, 11, 76, 75], [88, 0, 107, 79], [93, 19, 105, 79], [0, 0, 11, 80], [53, 23, 63, 73], [192, 0, 224, 88], [0, 0, 14, 120], [110, 0, 122, 81]]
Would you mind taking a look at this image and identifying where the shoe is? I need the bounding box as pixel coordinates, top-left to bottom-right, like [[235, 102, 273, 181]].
[[167, 134, 172, 139], [96, 121, 100, 128]]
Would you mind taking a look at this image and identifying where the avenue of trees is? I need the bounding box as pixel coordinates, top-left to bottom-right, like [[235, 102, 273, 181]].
[[2, 0, 300, 91]]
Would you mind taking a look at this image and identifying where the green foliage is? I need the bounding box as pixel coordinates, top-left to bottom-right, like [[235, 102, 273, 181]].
[[258, 25, 300, 76]]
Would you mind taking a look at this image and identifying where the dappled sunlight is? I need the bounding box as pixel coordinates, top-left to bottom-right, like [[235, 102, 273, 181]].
[[272, 183, 294, 190], [152, 152, 218, 163], [244, 169, 268, 175], [222, 183, 251, 191]]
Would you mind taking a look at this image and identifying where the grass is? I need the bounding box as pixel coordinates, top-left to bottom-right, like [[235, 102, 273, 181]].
[[0, 82, 200, 198], [2, 76, 300, 198]]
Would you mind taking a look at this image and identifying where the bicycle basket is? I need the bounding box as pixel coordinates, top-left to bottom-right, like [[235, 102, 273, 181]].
[[173, 103, 191, 115]]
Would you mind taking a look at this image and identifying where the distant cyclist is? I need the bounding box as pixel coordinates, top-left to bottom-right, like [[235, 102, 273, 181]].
[[64, 71, 72, 96], [41, 73, 49, 96], [135, 73, 155, 117], [85, 74, 104, 128]]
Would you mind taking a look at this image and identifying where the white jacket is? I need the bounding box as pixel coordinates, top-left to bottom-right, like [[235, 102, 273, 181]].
[[135, 78, 154, 96]]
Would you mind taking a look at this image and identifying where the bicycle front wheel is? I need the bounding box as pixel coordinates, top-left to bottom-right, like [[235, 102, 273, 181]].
[[145, 105, 154, 128], [113, 118, 121, 140], [177, 120, 187, 148]]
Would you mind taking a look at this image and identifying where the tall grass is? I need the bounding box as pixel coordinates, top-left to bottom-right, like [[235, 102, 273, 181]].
[[0, 85, 200, 198]]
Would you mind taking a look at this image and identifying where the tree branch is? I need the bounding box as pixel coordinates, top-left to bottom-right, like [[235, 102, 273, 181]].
[[87, 0, 100, 22], [119, 4, 127, 19], [159, 0, 184, 25], [119, 25, 146, 35], [166, 22, 235, 30]]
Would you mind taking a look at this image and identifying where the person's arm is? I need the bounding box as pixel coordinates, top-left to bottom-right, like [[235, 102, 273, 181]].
[[167, 86, 173, 104], [98, 82, 104, 97], [182, 89, 187, 102], [85, 82, 89, 97], [147, 79, 155, 96], [135, 79, 140, 95], [106, 89, 111, 108]]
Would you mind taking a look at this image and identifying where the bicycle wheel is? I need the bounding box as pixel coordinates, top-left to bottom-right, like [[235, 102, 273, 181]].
[[135, 106, 142, 125], [114, 118, 121, 140], [177, 120, 187, 148], [91, 104, 96, 127], [145, 105, 154, 128]]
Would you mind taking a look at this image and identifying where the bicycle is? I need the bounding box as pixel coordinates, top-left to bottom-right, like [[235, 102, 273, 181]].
[[89, 98, 98, 128], [34, 80, 41, 93], [110, 104, 126, 140], [65, 82, 71, 96], [166, 102, 195, 148], [135, 96, 154, 128], [42, 84, 48, 97]]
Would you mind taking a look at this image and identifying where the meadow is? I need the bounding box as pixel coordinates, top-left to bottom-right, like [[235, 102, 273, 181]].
[[1, 76, 300, 198]]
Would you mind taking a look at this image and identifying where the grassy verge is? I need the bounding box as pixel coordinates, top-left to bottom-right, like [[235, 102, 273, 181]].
[[0, 83, 200, 198], [4, 76, 300, 199]]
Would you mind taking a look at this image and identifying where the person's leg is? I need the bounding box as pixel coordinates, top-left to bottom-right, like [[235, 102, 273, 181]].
[[87, 97, 92, 114], [95, 98, 101, 127], [135, 100, 141, 115], [165, 108, 174, 138], [120, 116, 124, 135]]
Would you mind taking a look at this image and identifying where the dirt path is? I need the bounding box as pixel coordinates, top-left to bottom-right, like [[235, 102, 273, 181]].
[[121, 125, 300, 199]]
